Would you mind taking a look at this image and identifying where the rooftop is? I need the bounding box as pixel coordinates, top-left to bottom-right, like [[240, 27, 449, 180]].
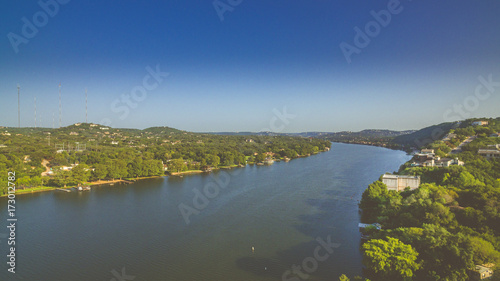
[[382, 174, 420, 179]]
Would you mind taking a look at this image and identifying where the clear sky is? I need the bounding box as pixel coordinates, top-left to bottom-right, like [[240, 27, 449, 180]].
[[1, 0, 499, 132]]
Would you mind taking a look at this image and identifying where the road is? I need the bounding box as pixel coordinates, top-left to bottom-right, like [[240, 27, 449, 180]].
[[41, 159, 51, 176], [450, 135, 476, 154]]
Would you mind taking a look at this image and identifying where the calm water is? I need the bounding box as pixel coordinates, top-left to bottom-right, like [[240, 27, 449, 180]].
[[0, 143, 410, 281]]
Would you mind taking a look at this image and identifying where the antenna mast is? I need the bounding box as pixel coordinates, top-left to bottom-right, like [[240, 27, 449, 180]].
[[59, 83, 62, 128], [85, 88, 88, 123], [17, 84, 20, 128], [34, 97, 37, 128]]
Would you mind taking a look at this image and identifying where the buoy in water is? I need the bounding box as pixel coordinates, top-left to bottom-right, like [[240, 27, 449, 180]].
[[251, 246, 255, 252]]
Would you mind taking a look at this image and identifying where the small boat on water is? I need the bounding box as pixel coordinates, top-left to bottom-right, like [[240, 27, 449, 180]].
[[75, 185, 91, 191]]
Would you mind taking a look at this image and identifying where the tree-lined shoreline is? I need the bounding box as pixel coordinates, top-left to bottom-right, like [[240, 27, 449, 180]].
[[0, 123, 330, 196]]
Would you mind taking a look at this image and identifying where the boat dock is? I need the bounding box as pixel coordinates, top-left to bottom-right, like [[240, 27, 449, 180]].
[[55, 188, 71, 192]]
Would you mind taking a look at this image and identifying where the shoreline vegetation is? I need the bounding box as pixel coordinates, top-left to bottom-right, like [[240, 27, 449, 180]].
[[0, 122, 330, 197], [0, 154, 322, 198], [353, 117, 500, 281]]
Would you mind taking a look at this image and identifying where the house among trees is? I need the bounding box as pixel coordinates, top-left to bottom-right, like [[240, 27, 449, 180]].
[[469, 264, 494, 280], [382, 174, 420, 192], [420, 157, 464, 167], [472, 121, 489, 126], [411, 148, 464, 167], [478, 145, 500, 160]]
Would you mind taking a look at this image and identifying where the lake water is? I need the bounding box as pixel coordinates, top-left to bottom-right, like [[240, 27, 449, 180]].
[[0, 143, 411, 281]]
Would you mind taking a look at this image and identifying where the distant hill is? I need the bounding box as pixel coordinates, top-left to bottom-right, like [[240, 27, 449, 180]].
[[315, 129, 415, 149], [323, 129, 415, 139], [142, 126, 184, 135], [207, 131, 321, 137], [3, 118, 498, 151], [391, 122, 458, 149], [209, 130, 412, 138]]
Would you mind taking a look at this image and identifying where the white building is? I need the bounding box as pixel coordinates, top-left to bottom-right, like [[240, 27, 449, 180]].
[[478, 148, 500, 160], [472, 121, 488, 126], [382, 174, 420, 192]]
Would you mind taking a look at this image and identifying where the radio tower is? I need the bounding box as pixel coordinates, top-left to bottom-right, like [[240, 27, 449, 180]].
[[52, 112, 55, 129], [85, 88, 88, 123], [34, 97, 37, 128], [58, 83, 62, 128], [17, 84, 20, 128]]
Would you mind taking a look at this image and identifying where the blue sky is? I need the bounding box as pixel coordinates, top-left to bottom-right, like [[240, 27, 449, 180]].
[[1, 0, 499, 132]]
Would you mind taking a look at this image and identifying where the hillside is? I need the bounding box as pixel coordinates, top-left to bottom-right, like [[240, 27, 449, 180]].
[[0, 123, 331, 195], [391, 122, 458, 149], [392, 117, 500, 150], [320, 129, 415, 148], [358, 118, 500, 280]]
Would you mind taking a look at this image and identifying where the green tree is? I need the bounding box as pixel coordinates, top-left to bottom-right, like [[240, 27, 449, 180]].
[[92, 164, 108, 181], [234, 152, 246, 165], [30, 176, 42, 187], [52, 168, 72, 187], [255, 153, 266, 163], [71, 164, 90, 184], [206, 154, 220, 167], [17, 175, 32, 188], [467, 236, 500, 265], [168, 158, 185, 173], [362, 237, 420, 280], [107, 160, 129, 180], [115, 159, 129, 179], [339, 275, 350, 281], [128, 156, 144, 178]]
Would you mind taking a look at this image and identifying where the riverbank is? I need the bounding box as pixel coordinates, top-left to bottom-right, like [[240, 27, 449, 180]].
[[1, 150, 330, 198], [0, 177, 161, 198], [0, 142, 408, 281], [169, 170, 204, 176]]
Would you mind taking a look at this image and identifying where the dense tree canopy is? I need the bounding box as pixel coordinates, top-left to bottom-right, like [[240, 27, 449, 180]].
[[359, 120, 500, 280], [362, 237, 420, 280], [0, 123, 331, 193]]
